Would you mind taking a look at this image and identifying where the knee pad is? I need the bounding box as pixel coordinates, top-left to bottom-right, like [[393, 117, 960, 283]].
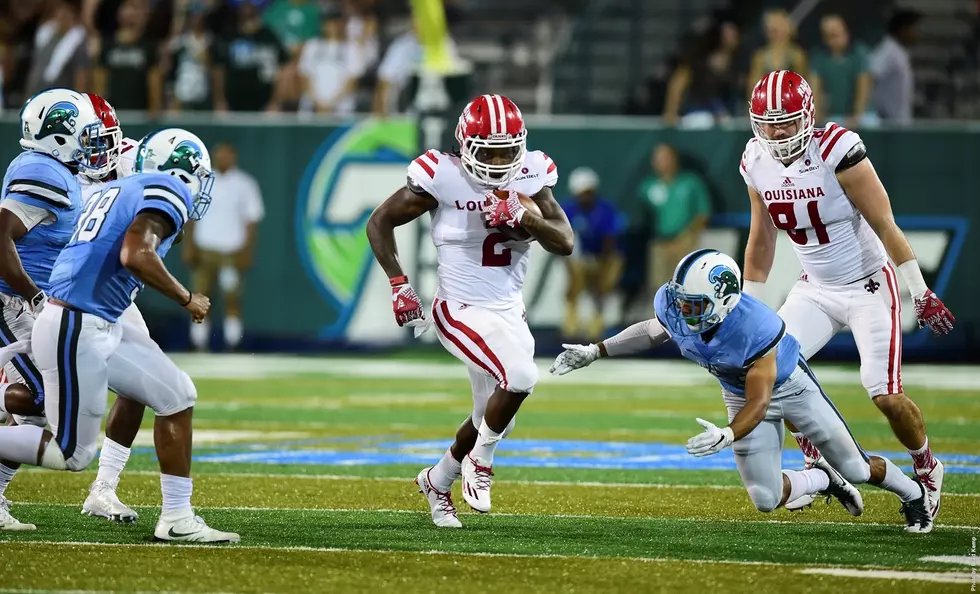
[[65, 443, 97, 472], [40, 441, 67, 470], [746, 484, 780, 513], [154, 372, 198, 417], [505, 361, 538, 395], [836, 458, 872, 485]]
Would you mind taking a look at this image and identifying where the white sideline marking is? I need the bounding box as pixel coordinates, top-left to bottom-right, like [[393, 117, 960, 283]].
[[799, 568, 974, 584], [920, 555, 980, 567], [9, 502, 980, 530], [168, 354, 980, 391]]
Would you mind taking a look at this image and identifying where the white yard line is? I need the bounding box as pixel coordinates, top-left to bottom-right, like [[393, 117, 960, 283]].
[[799, 568, 974, 584]]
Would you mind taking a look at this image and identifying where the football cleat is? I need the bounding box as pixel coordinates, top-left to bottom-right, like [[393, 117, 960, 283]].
[[914, 457, 943, 519], [154, 510, 240, 543], [816, 457, 864, 516], [901, 478, 934, 534], [414, 468, 462, 528], [461, 455, 493, 513], [82, 480, 138, 523], [0, 496, 35, 531]]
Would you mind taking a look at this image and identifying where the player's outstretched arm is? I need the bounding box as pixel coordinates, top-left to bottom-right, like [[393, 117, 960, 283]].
[[742, 186, 777, 297], [0, 209, 43, 306], [730, 350, 777, 441], [550, 318, 669, 376], [120, 212, 207, 321], [366, 182, 438, 279], [839, 158, 954, 334], [522, 187, 574, 256]]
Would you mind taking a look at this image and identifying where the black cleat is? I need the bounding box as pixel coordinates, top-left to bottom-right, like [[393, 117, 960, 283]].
[[901, 477, 934, 534]]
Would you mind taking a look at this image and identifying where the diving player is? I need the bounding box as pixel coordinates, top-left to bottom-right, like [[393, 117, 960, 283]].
[[550, 249, 934, 533]]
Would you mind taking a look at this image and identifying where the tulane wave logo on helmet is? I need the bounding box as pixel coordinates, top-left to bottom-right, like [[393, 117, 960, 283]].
[[35, 101, 78, 140], [296, 119, 418, 338], [709, 265, 740, 299], [161, 140, 203, 174]]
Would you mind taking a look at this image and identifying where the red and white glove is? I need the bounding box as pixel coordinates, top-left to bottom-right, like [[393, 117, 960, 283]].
[[914, 290, 954, 336], [484, 190, 526, 229], [390, 276, 426, 328]]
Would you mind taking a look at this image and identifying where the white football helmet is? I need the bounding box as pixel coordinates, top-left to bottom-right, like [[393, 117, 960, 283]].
[[664, 249, 743, 335], [134, 128, 214, 220], [19, 88, 107, 171]]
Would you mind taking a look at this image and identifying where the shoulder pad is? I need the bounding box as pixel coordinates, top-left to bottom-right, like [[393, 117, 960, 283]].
[[406, 150, 441, 196], [815, 123, 862, 170], [5, 158, 73, 209]]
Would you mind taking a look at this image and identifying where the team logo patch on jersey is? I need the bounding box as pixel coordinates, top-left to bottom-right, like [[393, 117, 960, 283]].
[[708, 265, 740, 299], [865, 279, 880, 294], [781, 177, 794, 187], [36, 101, 79, 140]]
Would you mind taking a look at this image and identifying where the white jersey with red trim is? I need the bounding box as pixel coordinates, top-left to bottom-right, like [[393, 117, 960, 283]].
[[740, 123, 887, 286], [78, 137, 140, 203], [407, 149, 559, 309]]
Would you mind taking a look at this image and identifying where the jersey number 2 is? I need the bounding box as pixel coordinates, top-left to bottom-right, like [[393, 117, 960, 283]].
[[482, 233, 512, 267], [767, 201, 830, 245], [72, 187, 120, 244]]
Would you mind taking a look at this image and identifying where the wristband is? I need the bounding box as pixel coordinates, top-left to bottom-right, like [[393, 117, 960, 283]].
[[389, 275, 409, 287], [742, 280, 766, 298], [897, 260, 928, 300], [181, 291, 193, 306]]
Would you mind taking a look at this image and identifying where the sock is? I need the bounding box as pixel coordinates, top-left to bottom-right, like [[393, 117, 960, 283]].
[[160, 474, 193, 515], [190, 318, 210, 350], [95, 438, 131, 486], [428, 449, 461, 492], [792, 432, 821, 462], [908, 437, 935, 470], [0, 425, 45, 465], [783, 468, 830, 503], [878, 457, 922, 502], [469, 419, 504, 466], [0, 462, 17, 497], [224, 316, 243, 348]]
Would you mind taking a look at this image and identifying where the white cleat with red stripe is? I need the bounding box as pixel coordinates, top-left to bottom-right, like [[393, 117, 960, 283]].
[[914, 457, 944, 519], [414, 468, 462, 528], [461, 455, 493, 513]]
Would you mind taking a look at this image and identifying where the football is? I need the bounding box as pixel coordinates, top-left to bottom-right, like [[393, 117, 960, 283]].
[[488, 190, 541, 242]]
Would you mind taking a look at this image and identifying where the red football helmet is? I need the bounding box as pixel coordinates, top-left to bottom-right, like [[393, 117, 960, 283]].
[[749, 70, 814, 161], [455, 94, 527, 187], [82, 93, 123, 179]]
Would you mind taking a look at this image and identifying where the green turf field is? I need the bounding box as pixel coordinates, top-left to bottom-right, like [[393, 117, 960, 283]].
[[2, 354, 978, 593]]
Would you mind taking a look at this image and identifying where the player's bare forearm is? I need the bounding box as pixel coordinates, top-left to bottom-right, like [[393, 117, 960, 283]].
[[0, 211, 41, 300], [744, 187, 776, 282], [366, 185, 438, 279], [525, 187, 574, 256], [729, 353, 776, 441], [837, 159, 916, 265], [120, 213, 191, 306]]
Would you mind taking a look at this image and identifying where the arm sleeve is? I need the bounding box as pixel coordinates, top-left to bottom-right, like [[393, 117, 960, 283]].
[[602, 318, 669, 356], [0, 200, 55, 231]]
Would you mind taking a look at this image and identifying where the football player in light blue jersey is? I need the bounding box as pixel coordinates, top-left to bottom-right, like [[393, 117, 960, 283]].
[[0, 88, 108, 531], [551, 249, 934, 533], [0, 128, 239, 543]]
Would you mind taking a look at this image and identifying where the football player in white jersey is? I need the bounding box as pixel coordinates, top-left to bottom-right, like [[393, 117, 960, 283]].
[[367, 94, 573, 527], [739, 70, 955, 518]]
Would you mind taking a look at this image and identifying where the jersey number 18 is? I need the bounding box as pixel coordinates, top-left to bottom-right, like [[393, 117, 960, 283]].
[[71, 187, 121, 244]]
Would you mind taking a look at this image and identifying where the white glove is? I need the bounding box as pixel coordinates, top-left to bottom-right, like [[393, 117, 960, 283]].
[[685, 417, 735, 457], [549, 343, 600, 376]]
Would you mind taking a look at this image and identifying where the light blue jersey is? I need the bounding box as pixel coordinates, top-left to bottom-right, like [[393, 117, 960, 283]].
[[0, 152, 83, 295], [49, 173, 192, 322], [654, 285, 800, 395]]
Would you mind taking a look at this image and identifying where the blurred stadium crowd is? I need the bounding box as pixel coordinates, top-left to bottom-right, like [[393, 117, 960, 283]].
[[2, 0, 978, 120]]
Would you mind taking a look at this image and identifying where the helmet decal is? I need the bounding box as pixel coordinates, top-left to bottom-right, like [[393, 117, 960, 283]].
[[708, 265, 740, 299], [160, 140, 204, 176], [36, 101, 79, 140]]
